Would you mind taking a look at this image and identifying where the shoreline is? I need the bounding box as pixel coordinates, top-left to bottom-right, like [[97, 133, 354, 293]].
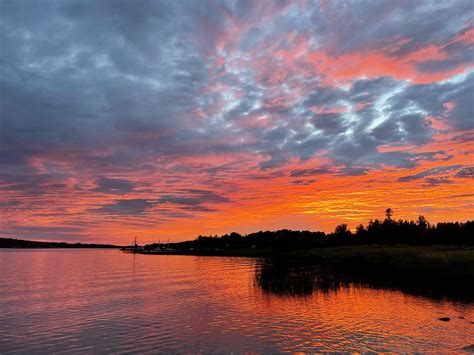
[[134, 244, 472, 258]]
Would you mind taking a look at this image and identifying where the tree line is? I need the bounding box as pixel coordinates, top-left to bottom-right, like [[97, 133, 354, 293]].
[[0, 238, 120, 248], [162, 209, 473, 251]]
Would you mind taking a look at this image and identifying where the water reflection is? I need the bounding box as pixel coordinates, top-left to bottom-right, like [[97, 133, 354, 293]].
[[254, 257, 474, 302], [1, 250, 473, 353]]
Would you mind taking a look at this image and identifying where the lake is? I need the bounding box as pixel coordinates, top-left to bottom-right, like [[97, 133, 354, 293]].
[[0, 249, 472, 352]]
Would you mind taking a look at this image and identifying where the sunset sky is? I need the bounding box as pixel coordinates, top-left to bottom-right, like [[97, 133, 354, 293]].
[[1, 0, 473, 244]]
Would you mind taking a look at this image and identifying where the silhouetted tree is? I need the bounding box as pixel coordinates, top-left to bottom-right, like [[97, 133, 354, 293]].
[[356, 224, 366, 235], [335, 224, 350, 236], [417, 215, 429, 230]]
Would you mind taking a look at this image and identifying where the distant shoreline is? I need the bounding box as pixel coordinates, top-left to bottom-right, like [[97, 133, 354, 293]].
[[0, 237, 121, 249], [133, 243, 472, 259], [0, 247, 120, 250]]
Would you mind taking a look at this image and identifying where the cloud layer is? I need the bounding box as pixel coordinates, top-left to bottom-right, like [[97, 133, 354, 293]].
[[1, 0, 473, 242]]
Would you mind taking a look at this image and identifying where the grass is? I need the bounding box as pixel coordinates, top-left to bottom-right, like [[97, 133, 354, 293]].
[[284, 245, 474, 301], [291, 243, 473, 263], [290, 245, 474, 278]]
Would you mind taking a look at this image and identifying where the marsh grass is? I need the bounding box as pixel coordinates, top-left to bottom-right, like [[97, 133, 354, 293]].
[[254, 245, 474, 301]]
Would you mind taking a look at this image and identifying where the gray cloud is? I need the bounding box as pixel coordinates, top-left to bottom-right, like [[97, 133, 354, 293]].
[[291, 179, 315, 185], [93, 176, 135, 195], [158, 189, 230, 208], [0, 173, 69, 196], [92, 199, 156, 215], [2, 0, 472, 176], [398, 164, 464, 182], [91, 189, 230, 216], [337, 166, 372, 177], [423, 177, 453, 187], [455, 167, 474, 179], [290, 167, 332, 177]]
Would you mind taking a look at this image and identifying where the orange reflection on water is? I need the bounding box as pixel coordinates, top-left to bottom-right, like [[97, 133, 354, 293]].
[[0, 250, 472, 352]]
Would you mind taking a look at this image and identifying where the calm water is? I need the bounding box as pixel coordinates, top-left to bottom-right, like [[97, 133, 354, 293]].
[[0, 249, 472, 353]]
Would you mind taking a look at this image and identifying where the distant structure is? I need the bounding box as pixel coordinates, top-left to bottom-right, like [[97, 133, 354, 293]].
[[121, 236, 143, 253]]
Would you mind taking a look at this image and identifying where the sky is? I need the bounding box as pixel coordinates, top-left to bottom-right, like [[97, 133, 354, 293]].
[[1, 0, 473, 244]]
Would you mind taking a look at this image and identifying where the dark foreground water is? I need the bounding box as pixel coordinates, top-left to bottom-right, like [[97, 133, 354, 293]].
[[0, 249, 472, 353]]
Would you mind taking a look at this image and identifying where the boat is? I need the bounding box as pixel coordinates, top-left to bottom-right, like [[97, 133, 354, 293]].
[[121, 236, 144, 253]]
